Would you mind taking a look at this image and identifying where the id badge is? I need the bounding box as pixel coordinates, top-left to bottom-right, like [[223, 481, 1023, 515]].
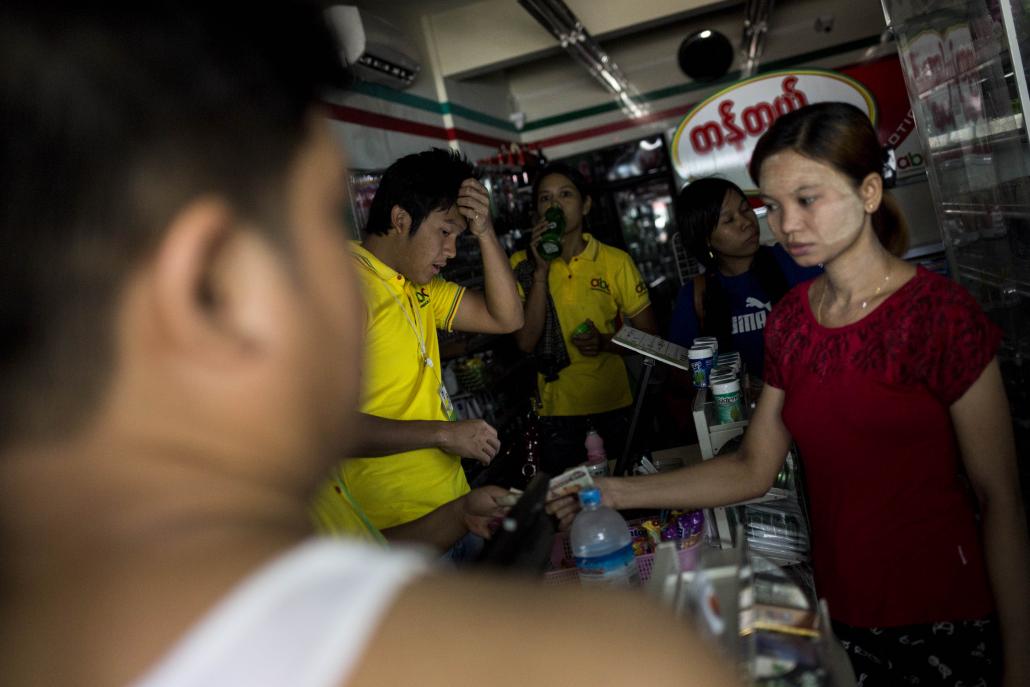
[[439, 383, 458, 421]]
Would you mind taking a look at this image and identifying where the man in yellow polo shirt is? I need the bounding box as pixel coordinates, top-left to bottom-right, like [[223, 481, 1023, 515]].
[[315, 149, 523, 540], [512, 162, 658, 474], [311, 476, 513, 553]]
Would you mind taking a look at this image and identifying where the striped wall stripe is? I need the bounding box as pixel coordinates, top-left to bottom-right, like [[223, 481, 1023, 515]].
[[347, 81, 517, 132], [526, 101, 696, 148], [325, 103, 514, 148]]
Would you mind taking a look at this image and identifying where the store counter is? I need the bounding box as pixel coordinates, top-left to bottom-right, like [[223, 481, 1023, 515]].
[[538, 446, 854, 687]]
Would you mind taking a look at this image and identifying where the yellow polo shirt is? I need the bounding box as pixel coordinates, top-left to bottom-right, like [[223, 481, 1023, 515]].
[[319, 242, 469, 531], [310, 476, 388, 546], [511, 233, 650, 417]]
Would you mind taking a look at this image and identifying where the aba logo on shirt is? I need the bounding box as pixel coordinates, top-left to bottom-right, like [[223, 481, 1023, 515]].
[[732, 297, 771, 334], [589, 277, 610, 295], [415, 287, 430, 308], [634, 280, 647, 295]]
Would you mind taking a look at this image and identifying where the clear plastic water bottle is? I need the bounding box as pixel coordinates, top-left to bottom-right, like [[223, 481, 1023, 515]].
[[571, 488, 640, 587], [584, 429, 608, 477]]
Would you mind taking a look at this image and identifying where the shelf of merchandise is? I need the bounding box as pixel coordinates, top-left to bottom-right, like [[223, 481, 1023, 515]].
[[885, 0, 1030, 444], [690, 386, 812, 568]]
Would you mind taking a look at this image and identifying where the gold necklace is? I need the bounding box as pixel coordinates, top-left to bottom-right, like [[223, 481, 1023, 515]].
[[817, 265, 892, 325]]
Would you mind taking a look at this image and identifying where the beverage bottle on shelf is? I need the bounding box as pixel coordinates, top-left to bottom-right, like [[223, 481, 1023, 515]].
[[583, 429, 608, 476], [570, 488, 640, 587]]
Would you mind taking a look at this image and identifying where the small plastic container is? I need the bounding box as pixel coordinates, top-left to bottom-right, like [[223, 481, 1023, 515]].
[[694, 336, 719, 357], [688, 345, 715, 388], [711, 365, 734, 378], [712, 377, 744, 423], [675, 538, 703, 571], [712, 376, 737, 391]]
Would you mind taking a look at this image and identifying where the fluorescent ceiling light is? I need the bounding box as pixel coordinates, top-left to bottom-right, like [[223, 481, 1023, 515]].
[[519, 0, 649, 119], [598, 69, 624, 92]]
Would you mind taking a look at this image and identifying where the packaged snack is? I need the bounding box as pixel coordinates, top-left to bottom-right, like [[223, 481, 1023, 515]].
[[640, 519, 663, 548]]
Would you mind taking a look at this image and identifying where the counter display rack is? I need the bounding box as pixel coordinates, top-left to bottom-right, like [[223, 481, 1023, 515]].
[[690, 384, 812, 571], [649, 535, 855, 686]]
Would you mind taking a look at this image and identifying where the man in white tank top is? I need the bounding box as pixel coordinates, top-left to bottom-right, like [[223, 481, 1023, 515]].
[[0, 4, 740, 687]]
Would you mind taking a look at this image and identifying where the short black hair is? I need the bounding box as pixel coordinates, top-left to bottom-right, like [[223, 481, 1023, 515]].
[[0, 1, 349, 447], [364, 148, 475, 236]]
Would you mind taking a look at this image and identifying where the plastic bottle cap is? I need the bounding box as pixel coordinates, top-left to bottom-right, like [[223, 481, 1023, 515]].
[[712, 378, 741, 394], [578, 487, 601, 507], [688, 346, 714, 359]]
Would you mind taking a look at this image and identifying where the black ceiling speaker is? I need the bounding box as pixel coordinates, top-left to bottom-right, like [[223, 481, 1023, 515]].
[[678, 29, 734, 82]]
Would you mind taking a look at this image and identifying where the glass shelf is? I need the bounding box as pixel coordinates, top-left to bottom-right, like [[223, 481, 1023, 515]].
[[885, 0, 1030, 431]]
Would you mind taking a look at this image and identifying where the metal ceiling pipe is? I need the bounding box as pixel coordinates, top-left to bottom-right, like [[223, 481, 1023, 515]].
[[741, 0, 774, 78], [518, 0, 649, 118]]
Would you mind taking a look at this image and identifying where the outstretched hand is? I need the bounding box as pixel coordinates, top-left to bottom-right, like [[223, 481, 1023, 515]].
[[439, 419, 500, 464], [461, 485, 512, 538], [545, 475, 617, 530]]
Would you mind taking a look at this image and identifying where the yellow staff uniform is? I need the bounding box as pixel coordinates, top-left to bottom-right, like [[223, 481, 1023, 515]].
[[314, 242, 469, 531], [510, 233, 650, 417], [310, 476, 387, 546]]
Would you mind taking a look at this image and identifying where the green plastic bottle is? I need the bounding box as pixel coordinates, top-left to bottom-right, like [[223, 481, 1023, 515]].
[[571, 321, 592, 337], [537, 205, 565, 261]]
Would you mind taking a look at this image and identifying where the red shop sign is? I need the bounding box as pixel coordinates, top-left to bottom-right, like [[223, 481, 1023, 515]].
[[671, 70, 877, 193]]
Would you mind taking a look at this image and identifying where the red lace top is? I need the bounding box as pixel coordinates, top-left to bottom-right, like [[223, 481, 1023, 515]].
[[764, 267, 1001, 627]]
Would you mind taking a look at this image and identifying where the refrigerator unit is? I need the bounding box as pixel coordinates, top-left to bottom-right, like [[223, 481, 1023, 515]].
[[557, 135, 685, 330]]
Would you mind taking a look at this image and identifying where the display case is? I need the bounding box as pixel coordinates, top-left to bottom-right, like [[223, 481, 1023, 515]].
[[346, 169, 382, 240], [883, 0, 1030, 444], [555, 135, 684, 326], [691, 386, 813, 574]]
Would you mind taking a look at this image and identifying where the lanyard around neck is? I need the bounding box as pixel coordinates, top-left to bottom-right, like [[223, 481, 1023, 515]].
[[385, 281, 434, 371], [380, 273, 455, 421]]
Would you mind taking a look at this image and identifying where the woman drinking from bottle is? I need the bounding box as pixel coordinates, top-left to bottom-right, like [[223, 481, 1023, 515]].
[[510, 163, 658, 474]]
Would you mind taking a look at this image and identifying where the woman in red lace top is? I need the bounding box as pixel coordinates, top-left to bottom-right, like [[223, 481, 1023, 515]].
[[588, 103, 1029, 686]]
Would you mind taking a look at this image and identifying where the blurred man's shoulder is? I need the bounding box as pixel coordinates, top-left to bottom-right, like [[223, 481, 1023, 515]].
[[136, 540, 428, 687]]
